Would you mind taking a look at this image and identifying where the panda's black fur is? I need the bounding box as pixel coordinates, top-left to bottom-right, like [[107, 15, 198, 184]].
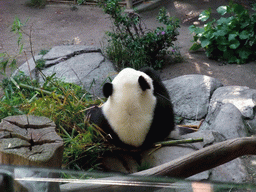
[[87, 67, 175, 149]]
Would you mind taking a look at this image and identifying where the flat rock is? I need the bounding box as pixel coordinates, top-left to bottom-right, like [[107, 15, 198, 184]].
[[208, 86, 256, 119], [163, 75, 223, 120], [13, 45, 116, 97]]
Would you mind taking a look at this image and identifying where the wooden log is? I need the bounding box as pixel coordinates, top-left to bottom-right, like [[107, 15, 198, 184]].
[[60, 136, 256, 191], [134, 136, 256, 178], [0, 115, 63, 168], [0, 115, 64, 191]]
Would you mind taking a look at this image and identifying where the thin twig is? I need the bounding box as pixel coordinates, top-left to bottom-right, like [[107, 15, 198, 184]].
[[24, 51, 33, 81]]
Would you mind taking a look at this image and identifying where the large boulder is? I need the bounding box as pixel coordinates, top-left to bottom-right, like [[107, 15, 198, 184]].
[[210, 158, 249, 183], [13, 45, 117, 97], [163, 75, 223, 120], [201, 103, 248, 139], [208, 86, 256, 119]]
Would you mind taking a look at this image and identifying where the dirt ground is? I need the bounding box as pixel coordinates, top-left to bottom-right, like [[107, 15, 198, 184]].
[[1, 0, 256, 88], [1, 0, 256, 183], [1, 0, 256, 89]]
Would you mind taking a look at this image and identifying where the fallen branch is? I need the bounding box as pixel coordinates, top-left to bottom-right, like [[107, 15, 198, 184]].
[[134, 136, 256, 178], [61, 137, 256, 192], [61, 136, 256, 191]]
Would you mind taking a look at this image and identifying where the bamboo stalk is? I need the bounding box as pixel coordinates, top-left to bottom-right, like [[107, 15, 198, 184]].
[[10, 79, 65, 99], [19, 83, 53, 95], [154, 138, 204, 147]]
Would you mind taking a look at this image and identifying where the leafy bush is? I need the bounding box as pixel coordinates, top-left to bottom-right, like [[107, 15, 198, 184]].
[[189, 3, 256, 64], [0, 71, 108, 170], [0, 16, 111, 171], [26, 0, 46, 8], [102, 0, 180, 70]]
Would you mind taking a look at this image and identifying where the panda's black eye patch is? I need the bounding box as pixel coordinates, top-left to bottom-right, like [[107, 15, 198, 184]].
[[103, 82, 113, 98], [138, 76, 150, 91]]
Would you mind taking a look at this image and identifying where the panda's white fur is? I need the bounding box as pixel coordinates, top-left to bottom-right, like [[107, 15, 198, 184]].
[[102, 68, 157, 147]]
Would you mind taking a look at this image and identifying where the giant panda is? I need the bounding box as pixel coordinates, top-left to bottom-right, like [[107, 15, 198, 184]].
[[87, 67, 175, 149]]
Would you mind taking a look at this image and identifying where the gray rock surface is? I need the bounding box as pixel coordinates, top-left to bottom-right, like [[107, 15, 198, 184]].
[[208, 86, 256, 119], [163, 75, 223, 120], [13, 45, 117, 97], [246, 117, 256, 135], [142, 146, 209, 181], [210, 158, 249, 183], [102, 152, 139, 174], [180, 130, 226, 149], [201, 103, 248, 139]]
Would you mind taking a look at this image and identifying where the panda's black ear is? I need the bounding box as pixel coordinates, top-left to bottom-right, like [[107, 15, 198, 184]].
[[139, 76, 150, 91], [103, 82, 113, 98]]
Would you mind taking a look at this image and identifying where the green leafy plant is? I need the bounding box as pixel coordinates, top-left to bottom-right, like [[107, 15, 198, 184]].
[[0, 17, 29, 76], [102, 0, 180, 70], [0, 71, 108, 170], [0, 17, 110, 171], [189, 3, 256, 64], [77, 0, 86, 5], [26, 0, 46, 8], [39, 49, 49, 55], [1, 16, 111, 171]]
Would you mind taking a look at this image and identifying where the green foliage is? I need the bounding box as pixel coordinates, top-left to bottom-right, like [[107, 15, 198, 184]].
[[0, 72, 34, 119], [26, 0, 46, 8], [0, 71, 108, 170], [39, 49, 49, 55], [102, 0, 180, 70], [77, 0, 86, 5], [11, 17, 27, 53], [0, 17, 28, 76], [35, 58, 46, 70], [137, 161, 150, 171], [0, 16, 111, 171], [189, 3, 256, 64], [0, 55, 17, 75]]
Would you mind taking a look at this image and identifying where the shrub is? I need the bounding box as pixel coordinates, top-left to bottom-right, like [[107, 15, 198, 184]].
[[102, 0, 180, 70], [0, 16, 110, 171], [189, 3, 256, 64], [26, 0, 46, 8], [0, 71, 107, 170]]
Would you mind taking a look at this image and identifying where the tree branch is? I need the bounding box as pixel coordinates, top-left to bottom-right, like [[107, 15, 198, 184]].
[[60, 136, 256, 191], [134, 136, 256, 178]]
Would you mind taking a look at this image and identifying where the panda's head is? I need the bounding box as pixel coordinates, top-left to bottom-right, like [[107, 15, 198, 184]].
[[102, 68, 157, 147], [103, 68, 154, 99]]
